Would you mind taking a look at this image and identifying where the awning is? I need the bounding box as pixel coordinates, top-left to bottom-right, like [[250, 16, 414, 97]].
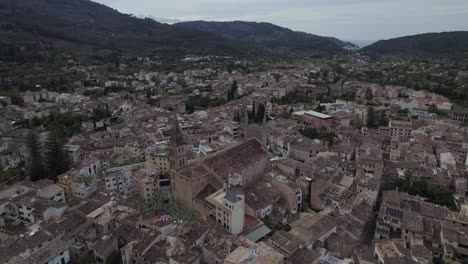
[[245, 224, 272, 242]]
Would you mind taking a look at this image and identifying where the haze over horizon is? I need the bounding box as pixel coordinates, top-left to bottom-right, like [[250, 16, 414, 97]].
[[94, 0, 468, 41]]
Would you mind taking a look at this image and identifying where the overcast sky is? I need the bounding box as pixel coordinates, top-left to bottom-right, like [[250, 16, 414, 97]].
[[94, 0, 468, 41]]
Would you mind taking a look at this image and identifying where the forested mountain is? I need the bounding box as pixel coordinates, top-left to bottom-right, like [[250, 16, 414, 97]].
[[175, 21, 353, 54], [0, 0, 354, 62], [0, 0, 242, 61], [362, 31, 468, 56]]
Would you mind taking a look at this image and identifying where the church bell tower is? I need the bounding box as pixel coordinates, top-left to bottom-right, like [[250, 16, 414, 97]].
[[168, 115, 187, 181]]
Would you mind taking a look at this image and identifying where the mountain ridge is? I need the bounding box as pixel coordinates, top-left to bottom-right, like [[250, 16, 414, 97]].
[[0, 0, 245, 60], [0, 0, 352, 60], [362, 31, 468, 56], [175, 20, 353, 54]]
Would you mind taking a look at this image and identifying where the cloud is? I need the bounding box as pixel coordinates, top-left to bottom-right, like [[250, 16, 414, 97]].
[[137, 15, 183, 24], [155, 17, 184, 24]]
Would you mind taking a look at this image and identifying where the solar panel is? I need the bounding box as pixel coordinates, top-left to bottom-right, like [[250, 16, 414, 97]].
[[377, 218, 391, 228], [385, 208, 403, 219]]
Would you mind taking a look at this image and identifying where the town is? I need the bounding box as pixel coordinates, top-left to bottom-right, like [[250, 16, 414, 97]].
[[0, 51, 467, 264]]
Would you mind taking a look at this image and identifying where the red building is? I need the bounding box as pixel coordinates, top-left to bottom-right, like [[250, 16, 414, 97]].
[[294, 110, 333, 129]]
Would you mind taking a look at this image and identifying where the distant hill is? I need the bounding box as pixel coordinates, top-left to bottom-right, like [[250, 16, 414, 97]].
[[362, 31, 468, 56], [347, 40, 376, 48], [175, 21, 353, 54], [0, 0, 243, 61]]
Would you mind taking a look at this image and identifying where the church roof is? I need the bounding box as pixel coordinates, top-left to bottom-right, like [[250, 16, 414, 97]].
[[201, 138, 267, 182]]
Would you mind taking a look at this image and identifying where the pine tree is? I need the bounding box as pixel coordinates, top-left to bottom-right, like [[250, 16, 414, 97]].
[[231, 80, 238, 100], [255, 103, 265, 123], [146, 88, 151, 98], [367, 107, 377, 128], [45, 127, 72, 181], [227, 89, 232, 102], [250, 101, 256, 122], [365, 88, 374, 101], [26, 131, 46, 181], [378, 111, 388, 126], [227, 81, 238, 102]]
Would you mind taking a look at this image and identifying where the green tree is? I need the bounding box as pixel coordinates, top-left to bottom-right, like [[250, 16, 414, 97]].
[[249, 101, 256, 122], [273, 73, 281, 82], [234, 109, 242, 122], [320, 129, 336, 146], [404, 170, 413, 181], [137, 191, 199, 221], [0, 165, 26, 185], [365, 88, 374, 101], [45, 128, 72, 181], [366, 107, 378, 128], [91, 107, 111, 122], [432, 257, 444, 264], [227, 89, 232, 102], [76, 255, 95, 264], [254, 103, 265, 123], [151, 76, 160, 84], [105, 251, 122, 264], [227, 81, 238, 102], [398, 108, 409, 115], [384, 178, 458, 212], [146, 88, 151, 98], [378, 111, 388, 126], [26, 131, 46, 181], [231, 80, 238, 99], [300, 128, 319, 139], [352, 116, 364, 128], [315, 104, 325, 113], [427, 104, 439, 114], [146, 97, 159, 106]]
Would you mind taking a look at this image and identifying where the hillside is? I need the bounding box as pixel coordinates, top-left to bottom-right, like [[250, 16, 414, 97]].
[[175, 21, 352, 54], [0, 0, 243, 60], [362, 31, 468, 56]]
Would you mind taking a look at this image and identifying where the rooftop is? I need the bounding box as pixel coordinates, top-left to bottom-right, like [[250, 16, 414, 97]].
[[293, 110, 332, 119], [225, 183, 243, 204], [202, 138, 267, 182]]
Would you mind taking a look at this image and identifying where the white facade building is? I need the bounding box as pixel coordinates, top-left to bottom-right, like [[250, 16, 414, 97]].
[[104, 168, 133, 195], [206, 173, 245, 235]]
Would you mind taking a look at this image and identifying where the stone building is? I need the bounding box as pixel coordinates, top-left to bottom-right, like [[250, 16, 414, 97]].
[[450, 106, 468, 124], [389, 119, 412, 137], [171, 137, 268, 210]]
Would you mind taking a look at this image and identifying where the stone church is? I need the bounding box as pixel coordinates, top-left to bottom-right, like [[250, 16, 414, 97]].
[[168, 116, 268, 210]]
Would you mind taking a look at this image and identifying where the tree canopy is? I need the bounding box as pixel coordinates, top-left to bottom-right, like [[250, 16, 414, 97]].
[[384, 178, 458, 212], [45, 127, 72, 181], [26, 131, 46, 181]]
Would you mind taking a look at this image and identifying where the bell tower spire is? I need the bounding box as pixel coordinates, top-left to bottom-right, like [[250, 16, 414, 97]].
[[169, 115, 187, 173]]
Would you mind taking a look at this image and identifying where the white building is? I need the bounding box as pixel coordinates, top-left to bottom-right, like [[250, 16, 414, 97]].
[[224, 122, 241, 139], [37, 181, 66, 202], [0, 180, 67, 223], [206, 173, 245, 235], [72, 177, 97, 198], [104, 167, 134, 196], [78, 158, 102, 178]]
